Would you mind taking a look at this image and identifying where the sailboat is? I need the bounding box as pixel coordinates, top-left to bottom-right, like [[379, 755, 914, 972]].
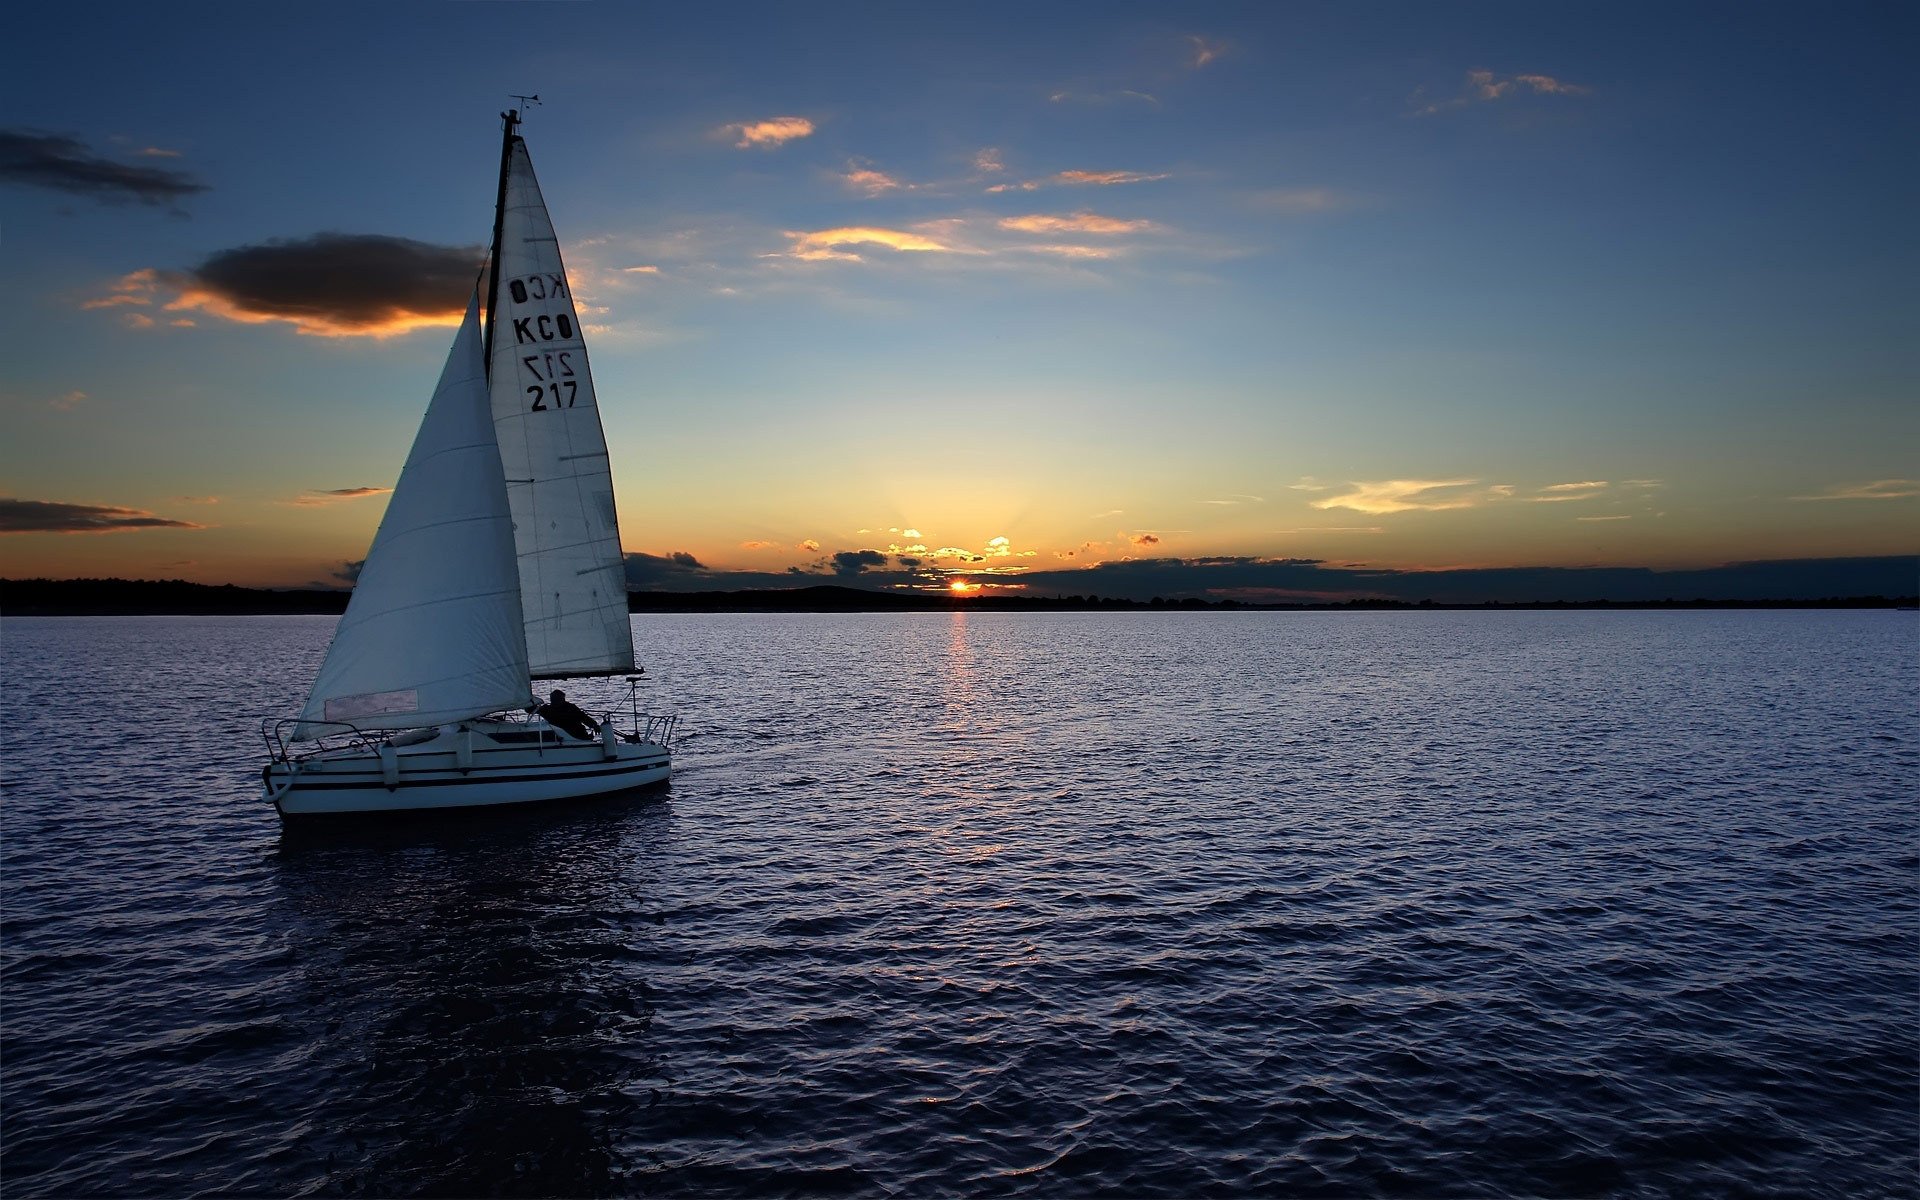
[[260, 107, 674, 818]]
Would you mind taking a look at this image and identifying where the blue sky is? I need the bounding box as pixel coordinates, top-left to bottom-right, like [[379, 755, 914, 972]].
[[2, 1, 1914, 597]]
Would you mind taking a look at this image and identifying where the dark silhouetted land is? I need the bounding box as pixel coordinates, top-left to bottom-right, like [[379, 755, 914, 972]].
[[3, 578, 1913, 616]]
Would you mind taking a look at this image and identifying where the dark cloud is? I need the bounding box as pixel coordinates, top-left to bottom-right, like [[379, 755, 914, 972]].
[[182, 233, 484, 335], [832, 549, 888, 576], [0, 498, 206, 534], [668, 551, 704, 568], [0, 130, 208, 206], [331, 559, 366, 585]]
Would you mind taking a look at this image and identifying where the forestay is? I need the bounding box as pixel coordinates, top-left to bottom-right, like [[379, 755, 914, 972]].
[[487, 137, 635, 679], [295, 298, 531, 739]]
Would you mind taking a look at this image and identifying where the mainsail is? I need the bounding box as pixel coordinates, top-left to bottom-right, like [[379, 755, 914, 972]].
[[486, 130, 635, 679], [295, 296, 531, 739]]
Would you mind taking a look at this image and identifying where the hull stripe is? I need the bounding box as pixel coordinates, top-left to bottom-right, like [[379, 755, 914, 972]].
[[277, 760, 668, 791]]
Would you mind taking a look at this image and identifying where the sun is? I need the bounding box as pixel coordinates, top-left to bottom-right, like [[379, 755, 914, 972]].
[[948, 579, 976, 594]]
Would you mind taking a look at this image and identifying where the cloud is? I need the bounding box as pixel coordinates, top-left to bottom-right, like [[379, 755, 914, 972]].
[[832, 549, 889, 576], [974, 148, 1005, 173], [740, 540, 779, 550], [798, 538, 821, 551], [1791, 479, 1920, 501], [1049, 89, 1160, 106], [841, 163, 905, 196], [86, 240, 482, 338], [0, 497, 207, 534], [1415, 69, 1591, 116], [1203, 494, 1265, 506], [150, 234, 482, 338], [999, 213, 1155, 235], [0, 130, 208, 206], [1528, 480, 1611, 502], [137, 146, 183, 159], [332, 559, 366, 585], [1248, 188, 1355, 214], [290, 486, 392, 507], [50, 389, 86, 411], [1311, 479, 1509, 514], [622, 264, 661, 275], [784, 226, 957, 262], [991, 169, 1171, 195], [1131, 533, 1161, 547], [1576, 515, 1632, 522], [723, 116, 815, 149], [1187, 35, 1227, 68]]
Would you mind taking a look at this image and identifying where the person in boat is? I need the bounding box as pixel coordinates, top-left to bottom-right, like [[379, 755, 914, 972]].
[[537, 689, 601, 741]]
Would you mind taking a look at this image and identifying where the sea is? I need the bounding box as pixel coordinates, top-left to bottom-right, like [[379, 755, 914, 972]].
[[1, 610, 1915, 1197]]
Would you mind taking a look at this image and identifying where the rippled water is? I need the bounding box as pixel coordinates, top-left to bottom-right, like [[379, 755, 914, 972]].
[[2, 611, 1915, 1196]]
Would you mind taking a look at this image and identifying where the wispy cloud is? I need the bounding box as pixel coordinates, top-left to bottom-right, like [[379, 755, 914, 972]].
[[289, 486, 392, 507], [841, 162, 906, 196], [0, 129, 207, 207], [1415, 69, 1591, 116], [783, 225, 959, 262], [1792, 479, 1920, 501], [1187, 35, 1227, 68], [999, 212, 1155, 235], [137, 146, 182, 159], [974, 148, 1005, 174], [0, 497, 207, 534], [990, 169, 1171, 195], [1528, 480, 1611, 502], [722, 116, 815, 149], [1247, 187, 1356, 214], [1203, 494, 1266, 506], [1050, 89, 1160, 107], [1576, 515, 1633, 522], [50, 389, 86, 411], [1311, 479, 1508, 514]]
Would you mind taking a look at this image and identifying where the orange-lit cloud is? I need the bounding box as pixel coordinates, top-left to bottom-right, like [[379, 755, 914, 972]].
[[842, 163, 905, 195], [1312, 479, 1506, 514], [1131, 533, 1162, 547], [50, 390, 86, 411], [724, 116, 815, 149], [1792, 479, 1920, 501], [974, 148, 1005, 173], [798, 538, 821, 551], [81, 267, 160, 308], [740, 540, 779, 550], [289, 486, 392, 507], [999, 212, 1155, 235], [784, 226, 957, 261]]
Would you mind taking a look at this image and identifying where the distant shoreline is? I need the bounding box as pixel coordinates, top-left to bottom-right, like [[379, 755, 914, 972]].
[[3, 578, 1914, 616]]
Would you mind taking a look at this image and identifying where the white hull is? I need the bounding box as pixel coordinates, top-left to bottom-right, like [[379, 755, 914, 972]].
[[265, 721, 668, 818]]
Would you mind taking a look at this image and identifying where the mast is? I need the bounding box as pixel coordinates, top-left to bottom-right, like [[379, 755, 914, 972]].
[[482, 107, 521, 374]]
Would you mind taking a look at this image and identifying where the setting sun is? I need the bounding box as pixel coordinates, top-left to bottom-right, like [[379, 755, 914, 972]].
[[948, 580, 976, 594]]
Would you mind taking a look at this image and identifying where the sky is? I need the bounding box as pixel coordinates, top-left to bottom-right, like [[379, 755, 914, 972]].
[[2, 1, 1915, 601]]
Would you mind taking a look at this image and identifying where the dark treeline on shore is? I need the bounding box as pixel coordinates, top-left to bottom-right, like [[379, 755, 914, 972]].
[[4, 578, 1915, 616]]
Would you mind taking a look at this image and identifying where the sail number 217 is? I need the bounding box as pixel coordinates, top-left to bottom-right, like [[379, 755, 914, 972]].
[[523, 351, 577, 411]]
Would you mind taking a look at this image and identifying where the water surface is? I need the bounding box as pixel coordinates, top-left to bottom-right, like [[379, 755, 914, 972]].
[[3, 611, 1915, 1195]]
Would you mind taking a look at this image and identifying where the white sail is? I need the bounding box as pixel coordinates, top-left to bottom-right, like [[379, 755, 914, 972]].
[[295, 297, 531, 739], [488, 137, 635, 678]]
